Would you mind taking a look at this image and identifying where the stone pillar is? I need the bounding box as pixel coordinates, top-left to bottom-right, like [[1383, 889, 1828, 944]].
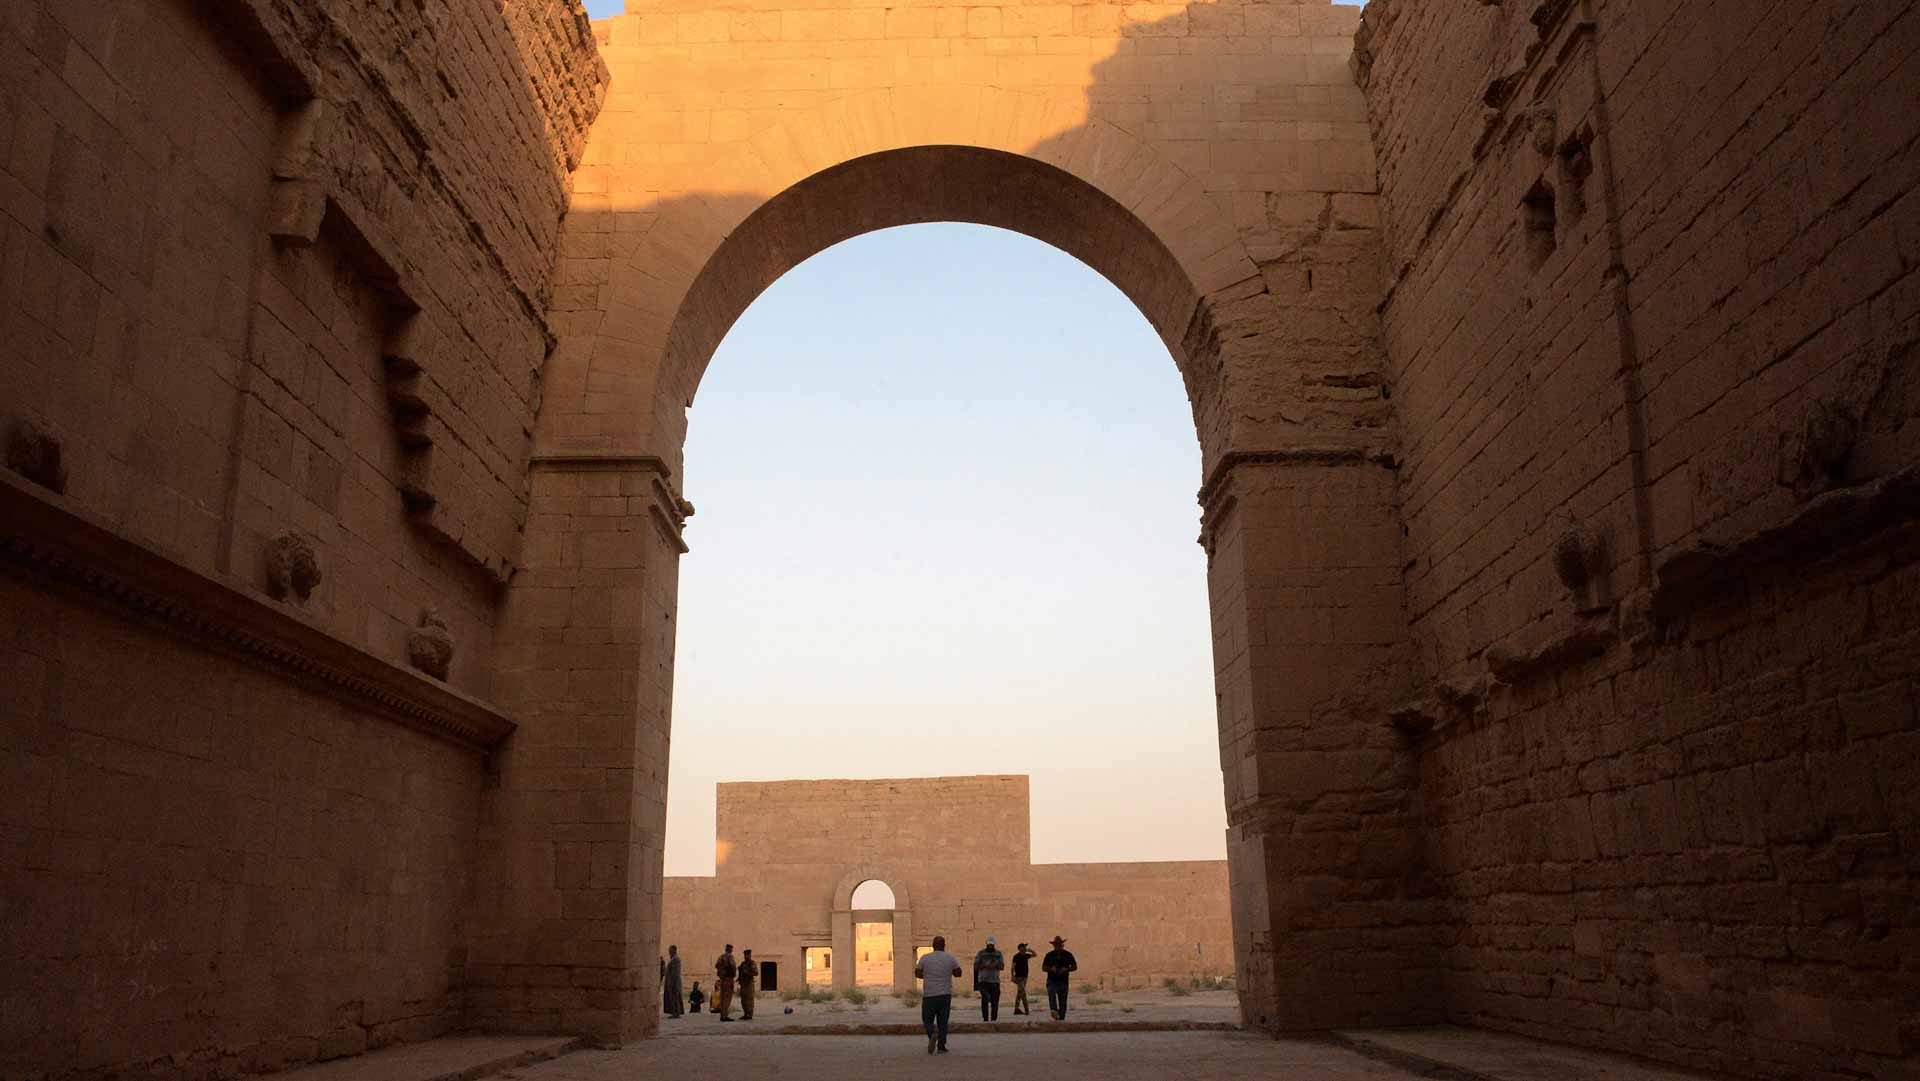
[[830, 910, 855, 992], [1202, 458, 1437, 1032], [467, 458, 686, 1044], [891, 910, 915, 992]]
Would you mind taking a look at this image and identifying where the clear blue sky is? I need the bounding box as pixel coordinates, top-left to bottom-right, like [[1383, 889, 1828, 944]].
[[666, 223, 1225, 874]]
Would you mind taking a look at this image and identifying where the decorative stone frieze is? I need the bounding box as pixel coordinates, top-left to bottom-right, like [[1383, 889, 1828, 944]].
[[0, 470, 514, 751]]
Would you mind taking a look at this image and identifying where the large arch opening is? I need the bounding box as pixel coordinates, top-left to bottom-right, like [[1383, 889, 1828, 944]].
[[653, 148, 1233, 1009]]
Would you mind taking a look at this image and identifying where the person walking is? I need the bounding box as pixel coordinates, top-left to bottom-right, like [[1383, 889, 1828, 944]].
[[972, 937, 1004, 1022], [737, 949, 759, 1020], [1011, 942, 1036, 1015], [1042, 936, 1077, 1020], [714, 944, 738, 1021], [688, 981, 706, 1014], [663, 944, 684, 1019], [915, 935, 964, 1054]]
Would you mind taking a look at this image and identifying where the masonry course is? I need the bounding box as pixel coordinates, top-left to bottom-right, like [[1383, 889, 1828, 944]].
[[0, 0, 1914, 1078]]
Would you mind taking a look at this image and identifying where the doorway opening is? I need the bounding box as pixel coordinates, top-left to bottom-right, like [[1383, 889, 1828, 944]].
[[803, 946, 832, 987], [851, 879, 897, 988]]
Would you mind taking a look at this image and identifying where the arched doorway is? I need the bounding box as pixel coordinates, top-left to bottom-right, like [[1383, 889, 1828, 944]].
[[849, 880, 897, 988], [827, 869, 916, 992], [491, 86, 1410, 1042]]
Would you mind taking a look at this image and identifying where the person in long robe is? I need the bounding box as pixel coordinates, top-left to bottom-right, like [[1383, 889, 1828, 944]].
[[663, 944, 685, 1018]]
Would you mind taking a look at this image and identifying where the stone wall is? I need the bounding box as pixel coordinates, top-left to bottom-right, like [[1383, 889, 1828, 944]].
[[0, 0, 605, 1075], [1356, 0, 1920, 1075], [661, 777, 1235, 993], [0, 571, 479, 1076], [717, 774, 1031, 870]]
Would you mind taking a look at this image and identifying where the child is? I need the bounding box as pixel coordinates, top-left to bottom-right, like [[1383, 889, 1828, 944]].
[[688, 981, 706, 1014]]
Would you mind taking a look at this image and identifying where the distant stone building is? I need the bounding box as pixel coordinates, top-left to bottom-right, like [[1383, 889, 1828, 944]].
[[662, 776, 1233, 992]]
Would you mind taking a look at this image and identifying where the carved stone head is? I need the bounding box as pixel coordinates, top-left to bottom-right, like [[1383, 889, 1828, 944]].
[[264, 532, 322, 602], [1551, 516, 1610, 611], [1777, 398, 1857, 500], [407, 607, 456, 681], [6, 417, 68, 494], [1552, 520, 1597, 590], [1525, 103, 1557, 155]]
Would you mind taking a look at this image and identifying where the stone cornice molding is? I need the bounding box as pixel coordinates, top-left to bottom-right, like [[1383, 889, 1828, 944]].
[[0, 473, 517, 753], [528, 452, 674, 475], [527, 452, 693, 554], [1196, 445, 1399, 547]]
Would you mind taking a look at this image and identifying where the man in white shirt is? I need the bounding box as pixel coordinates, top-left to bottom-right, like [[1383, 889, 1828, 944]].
[[914, 935, 964, 1054]]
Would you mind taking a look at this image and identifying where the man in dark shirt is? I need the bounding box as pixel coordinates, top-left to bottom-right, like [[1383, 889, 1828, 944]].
[[714, 944, 737, 1021], [972, 937, 1004, 1021], [1041, 936, 1077, 1020], [1010, 942, 1036, 1015], [738, 949, 759, 1020]]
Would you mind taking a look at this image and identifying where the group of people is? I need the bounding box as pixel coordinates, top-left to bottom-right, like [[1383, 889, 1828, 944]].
[[657, 933, 1083, 1054], [917, 934, 1078, 1053], [657, 943, 761, 1021]]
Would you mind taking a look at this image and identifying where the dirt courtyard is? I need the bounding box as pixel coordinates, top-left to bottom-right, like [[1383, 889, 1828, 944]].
[[497, 1031, 1418, 1081], [666, 985, 1240, 1033]]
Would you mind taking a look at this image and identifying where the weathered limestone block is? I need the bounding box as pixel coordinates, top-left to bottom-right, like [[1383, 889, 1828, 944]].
[[6, 417, 68, 494], [266, 178, 326, 247]]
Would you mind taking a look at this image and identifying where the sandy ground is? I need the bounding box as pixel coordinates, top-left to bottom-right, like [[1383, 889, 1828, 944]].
[[265, 1022, 1731, 1081], [501, 1031, 1423, 1081], [664, 984, 1241, 1034]]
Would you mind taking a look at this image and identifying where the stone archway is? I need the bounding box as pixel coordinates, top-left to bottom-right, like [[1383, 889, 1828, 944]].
[[830, 867, 916, 992], [479, 0, 1412, 1048]]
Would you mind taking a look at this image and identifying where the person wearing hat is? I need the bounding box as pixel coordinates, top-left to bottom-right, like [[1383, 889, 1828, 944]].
[[1010, 942, 1037, 1015], [1041, 936, 1077, 1020], [972, 936, 1005, 1022]]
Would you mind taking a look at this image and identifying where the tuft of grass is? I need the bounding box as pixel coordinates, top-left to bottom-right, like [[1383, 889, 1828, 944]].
[[1087, 996, 1110, 1005], [841, 987, 869, 1005], [895, 989, 922, 1007], [1167, 984, 1192, 997]]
